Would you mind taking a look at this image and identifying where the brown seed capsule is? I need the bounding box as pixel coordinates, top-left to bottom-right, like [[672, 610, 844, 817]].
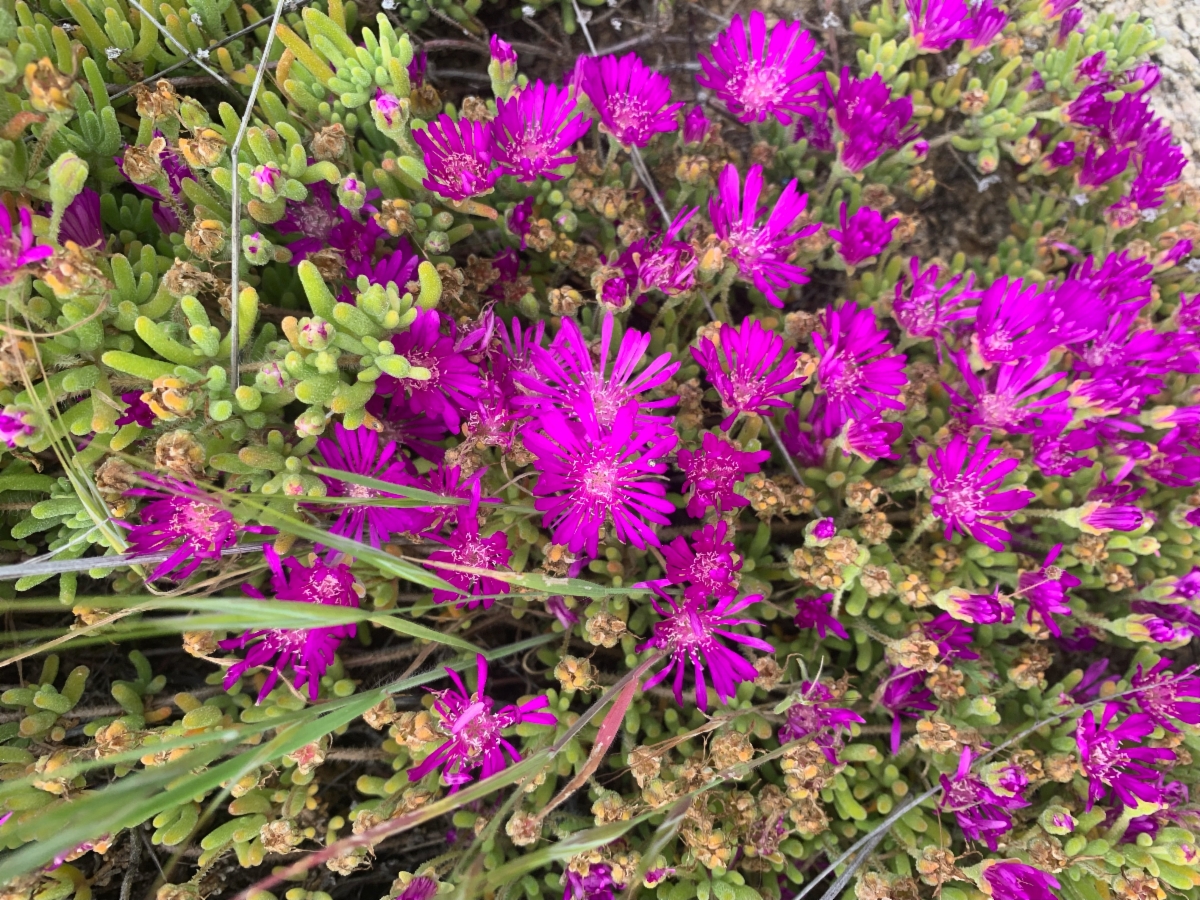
[[860, 564, 894, 597], [460, 95, 493, 122], [259, 819, 303, 854], [500, 809, 542, 847], [1008, 643, 1053, 689], [184, 219, 226, 260], [177, 128, 226, 168], [284, 741, 326, 775], [375, 197, 416, 236], [24, 58, 74, 114], [960, 88, 989, 115], [363, 697, 397, 730], [628, 746, 662, 787], [182, 631, 219, 658], [554, 655, 598, 692], [410, 82, 442, 119], [42, 242, 108, 298], [155, 429, 206, 480], [710, 731, 755, 771], [142, 375, 194, 421], [584, 612, 627, 648], [133, 80, 180, 121], [311, 122, 348, 161]]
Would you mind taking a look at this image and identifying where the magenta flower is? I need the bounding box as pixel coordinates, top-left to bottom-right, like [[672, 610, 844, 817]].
[[907, 0, 975, 52], [843, 416, 904, 461], [942, 587, 1015, 625], [313, 422, 428, 550], [346, 235, 419, 297], [620, 208, 700, 301], [408, 655, 555, 791], [659, 521, 742, 602], [640, 592, 774, 711], [1076, 704, 1175, 809], [125, 476, 252, 580], [0, 204, 52, 285], [517, 311, 678, 435], [489, 34, 517, 68], [878, 667, 937, 754], [414, 114, 499, 201], [115, 134, 193, 232], [794, 593, 848, 640], [220, 547, 361, 703], [58, 188, 104, 248], [0, 409, 35, 448], [696, 10, 824, 125], [1131, 661, 1200, 732], [981, 862, 1060, 900], [947, 352, 1070, 434], [115, 391, 156, 428], [564, 863, 623, 900], [1130, 127, 1187, 209], [579, 52, 683, 148], [709, 163, 820, 307], [973, 276, 1060, 364], [929, 434, 1034, 551], [385, 309, 483, 433], [939, 747, 1028, 850], [691, 318, 807, 429], [373, 89, 403, 128], [492, 80, 592, 182], [524, 401, 676, 556], [779, 681, 864, 762], [1017, 544, 1079, 636], [365, 391, 447, 463], [427, 496, 512, 610], [1078, 144, 1131, 188], [812, 303, 907, 431], [829, 203, 899, 267], [968, 0, 1008, 49], [923, 613, 978, 660], [676, 432, 770, 517], [276, 181, 385, 269], [833, 68, 918, 172], [683, 105, 711, 143]]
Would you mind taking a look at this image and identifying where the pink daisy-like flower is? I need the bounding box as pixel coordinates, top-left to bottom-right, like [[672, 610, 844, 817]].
[[696, 10, 824, 125], [907, 0, 976, 52], [691, 318, 807, 430], [946, 351, 1070, 435], [794, 593, 848, 639], [524, 401, 677, 556], [579, 52, 683, 149], [812, 303, 908, 432], [426, 493, 512, 610], [928, 433, 1034, 551], [779, 681, 864, 763], [1018, 543, 1080, 636], [125, 476, 260, 580], [413, 114, 499, 202], [892, 259, 977, 347], [1076, 703, 1175, 809], [709, 163, 819, 307], [658, 521, 742, 602], [639, 591, 775, 711], [829, 203, 899, 268], [408, 654, 555, 791], [939, 747, 1029, 850], [981, 862, 1060, 900], [676, 432, 770, 517], [878, 667, 937, 754], [313, 422, 428, 550], [492, 80, 593, 182], [220, 548, 361, 703], [0, 204, 53, 285], [843, 416, 904, 461], [1130, 660, 1200, 732], [516, 312, 678, 435], [833, 68, 918, 173], [384, 309, 483, 433]]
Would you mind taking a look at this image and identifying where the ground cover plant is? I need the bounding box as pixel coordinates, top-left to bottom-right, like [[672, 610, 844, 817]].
[[1, 0, 1200, 899]]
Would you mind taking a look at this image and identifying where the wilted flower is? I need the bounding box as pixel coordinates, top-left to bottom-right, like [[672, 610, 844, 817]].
[[794, 593, 848, 639], [779, 681, 864, 762], [878, 668, 937, 754], [939, 747, 1028, 849], [980, 862, 1061, 900]]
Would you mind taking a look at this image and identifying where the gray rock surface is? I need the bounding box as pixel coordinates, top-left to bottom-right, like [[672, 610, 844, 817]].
[[1083, 0, 1200, 180]]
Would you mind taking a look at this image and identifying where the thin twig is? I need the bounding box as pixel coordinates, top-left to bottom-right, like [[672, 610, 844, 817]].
[[229, 0, 289, 393], [765, 417, 803, 482]]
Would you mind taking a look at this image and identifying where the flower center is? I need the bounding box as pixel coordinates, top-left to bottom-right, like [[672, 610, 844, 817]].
[[735, 65, 785, 114], [979, 391, 1021, 429], [346, 483, 379, 499], [606, 95, 652, 141], [174, 500, 228, 544], [1083, 732, 1128, 781], [932, 481, 987, 525], [293, 202, 335, 240]]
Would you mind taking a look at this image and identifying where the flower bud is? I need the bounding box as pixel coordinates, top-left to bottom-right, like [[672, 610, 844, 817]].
[[0, 406, 37, 448], [249, 163, 282, 202], [256, 362, 288, 394], [488, 35, 518, 98], [179, 96, 211, 130], [372, 89, 409, 134], [242, 232, 273, 265], [424, 231, 450, 255], [297, 316, 333, 351], [48, 152, 89, 214], [338, 175, 367, 211], [295, 407, 329, 438], [554, 209, 578, 232]]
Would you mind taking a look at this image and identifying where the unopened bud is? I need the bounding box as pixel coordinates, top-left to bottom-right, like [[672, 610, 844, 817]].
[[424, 231, 450, 255], [487, 35, 518, 98], [48, 151, 88, 210], [179, 96, 211, 130], [297, 316, 333, 351], [338, 175, 367, 211], [242, 231, 273, 265], [295, 407, 328, 438]]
